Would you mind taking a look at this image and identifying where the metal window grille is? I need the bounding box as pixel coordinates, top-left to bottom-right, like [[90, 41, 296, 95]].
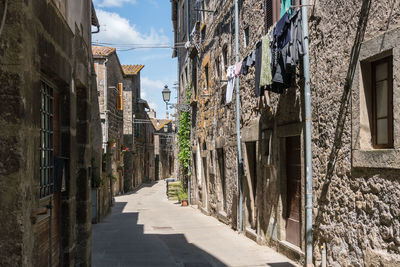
[[40, 80, 54, 198]]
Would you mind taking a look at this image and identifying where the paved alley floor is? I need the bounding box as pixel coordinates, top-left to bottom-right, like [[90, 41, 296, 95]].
[[92, 180, 298, 267]]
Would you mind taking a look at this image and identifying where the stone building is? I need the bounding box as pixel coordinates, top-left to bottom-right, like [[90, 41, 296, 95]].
[[0, 0, 100, 266], [149, 110, 175, 180], [92, 46, 125, 221], [122, 64, 144, 191], [172, 0, 400, 266]]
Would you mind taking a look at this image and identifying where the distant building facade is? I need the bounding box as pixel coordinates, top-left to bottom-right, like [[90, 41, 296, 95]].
[[172, 0, 400, 266], [150, 110, 175, 180], [92, 46, 125, 221]]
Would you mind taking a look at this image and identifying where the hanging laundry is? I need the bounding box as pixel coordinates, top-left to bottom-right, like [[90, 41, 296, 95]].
[[241, 57, 249, 75], [235, 60, 243, 77], [280, 0, 292, 18], [254, 41, 263, 97], [287, 9, 304, 66], [226, 65, 235, 103], [270, 12, 292, 90], [241, 50, 256, 75], [259, 34, 272, 88], [273, 12, 291, 50]]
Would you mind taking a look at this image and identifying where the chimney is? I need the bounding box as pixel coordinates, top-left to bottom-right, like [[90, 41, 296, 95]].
[[149, 109, 156, 119]]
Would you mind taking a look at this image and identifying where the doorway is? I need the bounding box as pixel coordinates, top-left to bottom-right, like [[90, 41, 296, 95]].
[[285, 136, 301, 247]]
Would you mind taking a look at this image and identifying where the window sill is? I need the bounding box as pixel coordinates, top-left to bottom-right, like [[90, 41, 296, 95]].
[[352, 149, 400, 169]]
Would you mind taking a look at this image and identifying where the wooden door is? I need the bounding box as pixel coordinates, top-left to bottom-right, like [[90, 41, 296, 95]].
[[285, 136, 301, 247]]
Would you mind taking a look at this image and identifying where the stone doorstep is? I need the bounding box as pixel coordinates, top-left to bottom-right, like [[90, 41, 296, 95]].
[[245, 227, 258, 242], [275, 240, 305, 265], [217, 211, 230, 225], [199, 206, 210, 216]]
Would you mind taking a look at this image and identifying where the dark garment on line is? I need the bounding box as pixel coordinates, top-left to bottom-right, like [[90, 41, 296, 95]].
[[272, 42, 291, 86], [242, 49, 257, 75], [273, 12, 291, 50], [254, 41, 263, 97], [287, 9, 304, 67], [241, 57, 248, 75]]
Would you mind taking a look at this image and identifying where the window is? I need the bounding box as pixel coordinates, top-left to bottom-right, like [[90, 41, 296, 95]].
[[372, 56, 393, 148], [244, 27, 250, 47], [265, 0, 299, 30], [201, 24, 207, 42], [215, 56, 221, 78], [192, 56, 198, 98], [222, 46, 228, 74], [40, 80, 54, 198], [205, 64, 209, 91], [117, 83, 123, 110]]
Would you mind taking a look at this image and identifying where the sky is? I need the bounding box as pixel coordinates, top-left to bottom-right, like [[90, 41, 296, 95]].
[[92, 0, 177, 119]]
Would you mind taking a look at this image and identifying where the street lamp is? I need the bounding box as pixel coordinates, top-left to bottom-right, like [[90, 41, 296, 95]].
[[162, 85, 171, 103], [162, 85, 172, 118]]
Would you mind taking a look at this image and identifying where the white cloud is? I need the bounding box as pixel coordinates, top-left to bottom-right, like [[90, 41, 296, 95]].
[[93, 9, 169, 46], [141, 77, 165, 94], [148, 102, 159, 110], [94, 0, 136, 8]]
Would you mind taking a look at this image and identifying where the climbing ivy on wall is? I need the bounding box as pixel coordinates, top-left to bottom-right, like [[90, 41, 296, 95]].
[[178, 83, 191, 177]]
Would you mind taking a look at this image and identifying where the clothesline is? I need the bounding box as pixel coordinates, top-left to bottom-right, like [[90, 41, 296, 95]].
[[225, 7, 305, 107]]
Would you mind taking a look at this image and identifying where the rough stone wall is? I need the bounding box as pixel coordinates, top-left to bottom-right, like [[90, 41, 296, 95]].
[[178, 0, 400, 266], [308, 1, 400, 266], [0, 0, 96, 266]]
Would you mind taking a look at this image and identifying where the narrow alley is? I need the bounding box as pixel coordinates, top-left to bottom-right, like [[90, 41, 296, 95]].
[[92, 180, 297, 267]]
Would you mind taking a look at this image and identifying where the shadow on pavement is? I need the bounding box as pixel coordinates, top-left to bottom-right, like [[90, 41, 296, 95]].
[[92, 201, 226, 267], [92, 200, 297, 267]]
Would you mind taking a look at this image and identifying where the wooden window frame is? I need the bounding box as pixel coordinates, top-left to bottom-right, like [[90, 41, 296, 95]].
[[117, 83, 123, 111], [371, 56, 393, 149]]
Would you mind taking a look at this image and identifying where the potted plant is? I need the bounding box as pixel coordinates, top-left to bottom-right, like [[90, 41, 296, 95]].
[[108, 138, 116, 148], [178, 188, 188, 207]]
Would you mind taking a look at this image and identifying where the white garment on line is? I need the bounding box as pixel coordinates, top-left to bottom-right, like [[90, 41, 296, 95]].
[[226, 65, 235, 103]]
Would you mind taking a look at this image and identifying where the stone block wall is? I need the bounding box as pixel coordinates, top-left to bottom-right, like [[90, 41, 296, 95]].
[[176, 0, 400, 266], [0, 0, 97, 266]]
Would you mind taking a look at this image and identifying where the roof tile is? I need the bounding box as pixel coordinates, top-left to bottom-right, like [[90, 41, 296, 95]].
[[122, 65, 145, 75]]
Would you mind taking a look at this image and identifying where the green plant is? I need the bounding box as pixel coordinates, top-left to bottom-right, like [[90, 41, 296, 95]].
[[178, 82, 192, 182], [109, 174, 117, 183], [177, 187, 188, 201], [92, 176, 104, 188], [117, 165, 123, 172]]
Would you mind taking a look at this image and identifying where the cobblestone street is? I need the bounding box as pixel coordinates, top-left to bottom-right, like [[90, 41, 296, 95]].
[[92, 180, 297, 267]]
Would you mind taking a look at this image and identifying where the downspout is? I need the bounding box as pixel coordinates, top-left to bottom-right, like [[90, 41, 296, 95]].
[[234, 0, 243, 232], [103, 58, 109, 151], [301, 0, 313, 266], [47, 197, 53, 266], [186, 0, 191, 206], [103, 58, 112, 206]]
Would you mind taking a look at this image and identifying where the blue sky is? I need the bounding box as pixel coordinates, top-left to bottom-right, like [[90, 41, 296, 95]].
[[92, 0, 177, 119]]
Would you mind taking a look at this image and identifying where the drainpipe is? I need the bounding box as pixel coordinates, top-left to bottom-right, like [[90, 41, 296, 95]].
[[47, 197, 53, 266], [103, 58, 109, 151], [103, 58, 113, 206], [301, 0, 313, 266], [234, 0, 243, 232], [187, 0, 191, 206]]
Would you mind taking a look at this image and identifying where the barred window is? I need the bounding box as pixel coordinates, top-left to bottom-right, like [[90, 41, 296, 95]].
[[40, 80, 54, 198]]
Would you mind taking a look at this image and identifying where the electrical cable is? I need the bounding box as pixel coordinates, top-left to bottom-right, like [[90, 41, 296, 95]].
[[0, 0, 8, 39]]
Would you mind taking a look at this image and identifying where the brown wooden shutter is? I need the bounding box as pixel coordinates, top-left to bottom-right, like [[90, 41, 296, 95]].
[[118, 83, 123, 110], [265, 0, 273, 30]]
